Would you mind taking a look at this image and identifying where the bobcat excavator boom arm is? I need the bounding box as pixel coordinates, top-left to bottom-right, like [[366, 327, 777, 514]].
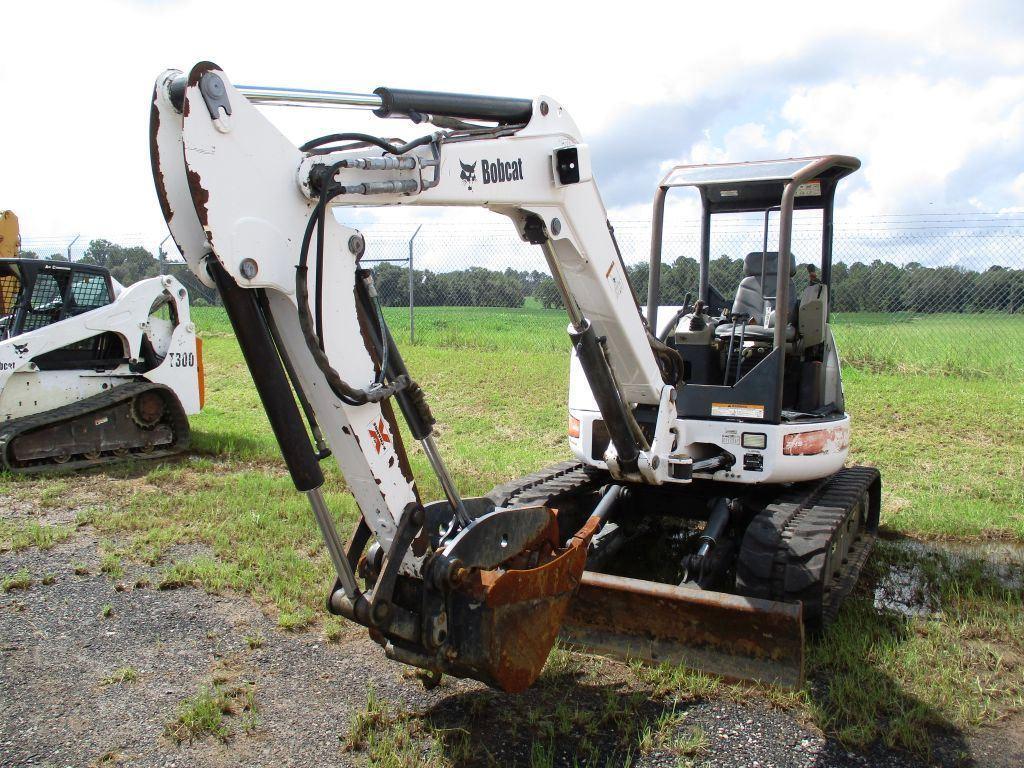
[[151, 62, 724, 691]]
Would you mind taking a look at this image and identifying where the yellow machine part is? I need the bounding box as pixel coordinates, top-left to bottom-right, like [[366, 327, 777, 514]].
[[0, 210, 20, 258]]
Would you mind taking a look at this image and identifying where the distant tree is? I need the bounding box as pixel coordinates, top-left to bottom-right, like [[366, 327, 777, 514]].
[[534, 278, 564, 309], [15, 250, 38, 259], [80, 239, 159, 285]]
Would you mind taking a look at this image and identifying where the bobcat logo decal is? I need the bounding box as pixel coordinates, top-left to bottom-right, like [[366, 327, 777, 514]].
[[459, 160, 477, 190], [13, 343, 28, 357]]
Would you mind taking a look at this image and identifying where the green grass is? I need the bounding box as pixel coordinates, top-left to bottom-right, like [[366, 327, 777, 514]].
[[846, 368, 1024, 539], [187, 305, 1024, 541], [100, 666, 139, 686], [832, 311, 1024, 378], [192, 304, 1024, 378], [0, 519, 72, 553], [166, 678, 257, 744], [1, 569, 31, 592]]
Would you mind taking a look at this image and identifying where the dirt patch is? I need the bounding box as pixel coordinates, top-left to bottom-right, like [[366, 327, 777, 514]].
[[968, 713, 1024, 767]]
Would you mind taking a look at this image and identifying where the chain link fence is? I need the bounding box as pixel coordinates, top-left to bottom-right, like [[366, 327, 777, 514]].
[[20, 217, 1024, 377], [356, 218, 1023, 377]]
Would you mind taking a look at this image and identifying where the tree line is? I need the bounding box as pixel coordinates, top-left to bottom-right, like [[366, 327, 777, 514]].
[[19, 240, 1024, 314], [531, 256, 1024, 315]]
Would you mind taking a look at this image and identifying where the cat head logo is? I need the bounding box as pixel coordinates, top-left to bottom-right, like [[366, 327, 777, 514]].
[[13, 343, 28, 357], [459, 160, 477, 190]]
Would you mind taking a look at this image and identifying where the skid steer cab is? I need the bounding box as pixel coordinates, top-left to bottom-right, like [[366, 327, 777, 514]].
[[0, 258, 203, 472], [150, 62, 879, 693]]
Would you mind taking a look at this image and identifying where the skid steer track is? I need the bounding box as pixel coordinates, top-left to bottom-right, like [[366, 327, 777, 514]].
[[0, 381, 190, 474]]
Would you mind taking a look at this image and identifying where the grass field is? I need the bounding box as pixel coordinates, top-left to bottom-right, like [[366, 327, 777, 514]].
[[2, 304, 1023, 761]]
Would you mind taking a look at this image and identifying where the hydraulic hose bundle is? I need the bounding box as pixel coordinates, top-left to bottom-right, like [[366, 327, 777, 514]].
[[294, 133, 431, 407], [295, 131, 438, 435]]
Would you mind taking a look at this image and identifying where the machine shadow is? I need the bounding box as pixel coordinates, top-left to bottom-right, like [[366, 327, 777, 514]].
[[420, 668, 686, 767], [801, 539, 1005, 767]]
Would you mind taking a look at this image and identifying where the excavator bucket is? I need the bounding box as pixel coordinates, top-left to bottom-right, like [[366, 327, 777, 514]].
[[561, 572, 805, 688], [434, 508, 604, 693]]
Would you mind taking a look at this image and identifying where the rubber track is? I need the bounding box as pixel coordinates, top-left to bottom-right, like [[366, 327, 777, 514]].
[[735, 465, 881, 633], [0, 381, 190, 474], [486, 461, 610, 510]]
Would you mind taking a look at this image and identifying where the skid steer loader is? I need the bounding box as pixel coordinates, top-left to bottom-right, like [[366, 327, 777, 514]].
[[0, 255, 203, 472], [150, 62, 879, 691]]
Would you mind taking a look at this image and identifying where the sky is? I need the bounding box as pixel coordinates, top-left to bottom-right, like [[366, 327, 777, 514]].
[[3, 0, 1023, 266]]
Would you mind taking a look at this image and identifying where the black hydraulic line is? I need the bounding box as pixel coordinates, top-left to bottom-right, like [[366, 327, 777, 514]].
[[295, 187, 407, 406], [207, 259, 324, 492], [606, 220, 645, 315], [353, 269, 435, 440], [568, 320, 641, 471], [314, 196, 326, 352], [300, 132, 434, 156]]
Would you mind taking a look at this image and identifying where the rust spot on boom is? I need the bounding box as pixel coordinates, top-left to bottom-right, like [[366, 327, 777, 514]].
[[185, 168, 210, 228], [148, 95, 172, 223]]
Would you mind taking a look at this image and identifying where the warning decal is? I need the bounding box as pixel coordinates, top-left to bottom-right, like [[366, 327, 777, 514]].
[[711, 402, 765, 419]]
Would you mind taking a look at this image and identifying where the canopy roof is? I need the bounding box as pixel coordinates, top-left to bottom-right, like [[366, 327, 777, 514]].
[[659, 156, 860, 214]]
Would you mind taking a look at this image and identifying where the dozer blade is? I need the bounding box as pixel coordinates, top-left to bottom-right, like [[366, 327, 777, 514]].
[[560, 572, 805, 688]]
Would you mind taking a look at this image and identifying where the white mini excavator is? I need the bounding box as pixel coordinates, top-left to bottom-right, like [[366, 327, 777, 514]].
[[0, 248, 203, 472], [150, 62, 880, 691]]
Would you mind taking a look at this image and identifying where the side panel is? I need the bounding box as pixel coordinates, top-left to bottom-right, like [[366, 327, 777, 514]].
[[569, 406, 850, 485]]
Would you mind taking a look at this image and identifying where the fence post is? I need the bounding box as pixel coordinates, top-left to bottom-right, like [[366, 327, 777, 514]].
[[408, 224, 422, 343], [66, 234, 80, 262], [158, 235, 171, 275]]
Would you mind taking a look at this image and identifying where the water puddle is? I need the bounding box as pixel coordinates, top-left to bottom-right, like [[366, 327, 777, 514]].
[[872, 537, 1024, 619]]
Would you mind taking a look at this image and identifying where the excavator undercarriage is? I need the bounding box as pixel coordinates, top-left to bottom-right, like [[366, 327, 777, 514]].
[[488, 461, 879, 686]]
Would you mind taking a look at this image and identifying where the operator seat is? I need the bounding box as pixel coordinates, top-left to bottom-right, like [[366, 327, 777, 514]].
[[715, 251, 798, 342]]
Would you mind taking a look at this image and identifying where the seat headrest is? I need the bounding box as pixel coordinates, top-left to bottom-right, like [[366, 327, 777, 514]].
[[744, 251, 797, 278]]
